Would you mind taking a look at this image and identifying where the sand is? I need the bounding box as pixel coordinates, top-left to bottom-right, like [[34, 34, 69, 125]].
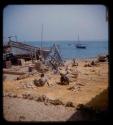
[[3, 58, 108, 121], [3, 97, 76, 121]]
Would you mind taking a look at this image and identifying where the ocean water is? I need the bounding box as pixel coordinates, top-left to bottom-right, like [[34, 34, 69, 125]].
[[13, 41, 108, 59]]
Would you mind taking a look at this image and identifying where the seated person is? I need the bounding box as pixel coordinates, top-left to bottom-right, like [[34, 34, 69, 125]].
[[34, 73, 49, 87], [60, 73, 69, 85]]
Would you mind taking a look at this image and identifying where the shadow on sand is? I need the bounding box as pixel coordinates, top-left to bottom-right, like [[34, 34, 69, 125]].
[[67, 88, 109, 121]]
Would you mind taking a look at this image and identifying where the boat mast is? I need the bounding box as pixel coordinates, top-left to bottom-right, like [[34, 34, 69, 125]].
[[78, 33, 79, 42], [41, 24, 43, 56]]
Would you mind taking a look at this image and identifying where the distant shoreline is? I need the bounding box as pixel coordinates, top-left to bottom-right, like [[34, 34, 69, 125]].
[[63, 53, 108, 60]]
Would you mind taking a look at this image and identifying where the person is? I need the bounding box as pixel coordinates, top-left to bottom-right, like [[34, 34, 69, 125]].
[[72, 58, 78, 67], [53, 64, 59, 74], [65, 65, 71, 74], [34, 73, 49, 87], [60, 73, 69, 85], [53, 67, 59, 74]]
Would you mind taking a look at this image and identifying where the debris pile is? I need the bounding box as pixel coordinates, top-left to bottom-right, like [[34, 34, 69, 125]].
[[98, 56, 107, 62], [84, 60, 98, 67], [16, 81, 35, 89], [65, 101, 75, 107], [3, 92, 75, 107]]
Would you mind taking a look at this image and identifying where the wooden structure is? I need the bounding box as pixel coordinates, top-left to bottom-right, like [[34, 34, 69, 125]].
[[8, 41, 50, 59], [3, 69, 26, 75], [45, 43, 64, 69]]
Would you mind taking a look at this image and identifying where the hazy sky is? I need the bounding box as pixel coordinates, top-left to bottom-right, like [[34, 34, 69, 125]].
[[3, 5, 108, 42]]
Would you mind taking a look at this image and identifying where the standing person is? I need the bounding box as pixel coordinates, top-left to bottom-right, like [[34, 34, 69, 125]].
[[72, 58, 78, 67], [53, 64, 59, 74]]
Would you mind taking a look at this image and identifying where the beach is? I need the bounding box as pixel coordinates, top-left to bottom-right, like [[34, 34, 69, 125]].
[[3, 57, 108, 121], [3, 5, 108, 121]]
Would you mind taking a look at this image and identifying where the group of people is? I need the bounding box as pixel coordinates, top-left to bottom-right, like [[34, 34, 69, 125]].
[[34, 72, 70, 87], [33, 58, 78, 87]]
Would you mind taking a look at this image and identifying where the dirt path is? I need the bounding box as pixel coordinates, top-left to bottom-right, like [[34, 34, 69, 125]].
[[3, 97, 76, 121]]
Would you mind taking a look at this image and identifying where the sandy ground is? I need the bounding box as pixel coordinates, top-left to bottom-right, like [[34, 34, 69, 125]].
[[3, 58, 108, 121], [3, 97, 76, 121]]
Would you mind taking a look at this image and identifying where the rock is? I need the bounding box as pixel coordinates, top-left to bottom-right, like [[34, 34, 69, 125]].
[[49, 99, 64, 105], [84, 64, 92, 67], [33, 79, 39, 86], [77, 104, 85, 110], [33, 96, 39, 101], [17, 94, 23, 98], [65, 101, 75, 107], [26, 84, 31, 88], [77, 83, 85, 86], [17, 74, 29, 80], [13, 94, 17, 98], [27, 95, 34, 100], [22, 94, 28, 99], [98, 56, 106, 62], [19, 115, 26, 121], [6, 93, 10, 97], [67, 86, 75, 90], [8, 93, 14, 97], [22, 94, 34, 100], [37, 95, 47, 102]]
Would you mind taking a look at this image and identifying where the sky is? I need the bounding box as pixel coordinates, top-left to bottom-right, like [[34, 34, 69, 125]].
[[3, 5, 108, 42]]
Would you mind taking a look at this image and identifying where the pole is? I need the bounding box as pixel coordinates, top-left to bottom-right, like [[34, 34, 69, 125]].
[[41, 24, 43, 57]]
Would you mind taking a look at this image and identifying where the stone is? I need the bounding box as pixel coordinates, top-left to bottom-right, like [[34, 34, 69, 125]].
[[33, 96, 39, 101], [65, 101, 75, 107], [49, 99, 64, 105], [8, 93, 14, 97], [19, 116, 26, 121], [13, 94, 17, 98], [27, 95, 34, 100]]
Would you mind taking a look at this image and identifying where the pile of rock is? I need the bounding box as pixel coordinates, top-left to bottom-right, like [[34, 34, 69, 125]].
[[17, 74, 30, 80], [49, 99, 64, 105], [84, 61, 98, 67], [17, 81, 35, 89], [22, 93, 34, 100], [17, 71, 37, 80], [3, 92, 76, 108], [36, 95, 48, 102], [65, 101, 75, 107], [34, 61, 49, 73], [67, 85, 80, 92], [98, 56, 107, 62], [3, 92, 18, 98]]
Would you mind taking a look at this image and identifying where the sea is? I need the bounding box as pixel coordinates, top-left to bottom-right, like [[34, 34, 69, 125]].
[[12, 41, 108, 60]]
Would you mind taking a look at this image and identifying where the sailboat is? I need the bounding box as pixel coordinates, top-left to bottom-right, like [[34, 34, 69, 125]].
[[76, 34, 86, 49]]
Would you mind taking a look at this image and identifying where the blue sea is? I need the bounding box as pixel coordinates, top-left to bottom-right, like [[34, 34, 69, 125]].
[[13, 41, 108, 60]]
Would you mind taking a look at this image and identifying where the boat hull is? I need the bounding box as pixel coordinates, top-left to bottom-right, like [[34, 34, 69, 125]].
[[76, 45, 86, 49]]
